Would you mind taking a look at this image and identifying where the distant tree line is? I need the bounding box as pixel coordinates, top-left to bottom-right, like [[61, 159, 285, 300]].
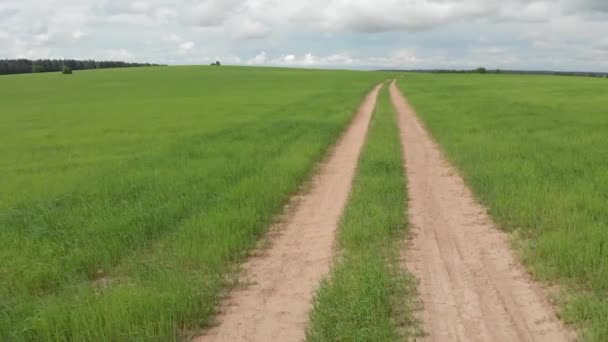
[[381, 67, 608, 78], [0, 59, 165, 76]]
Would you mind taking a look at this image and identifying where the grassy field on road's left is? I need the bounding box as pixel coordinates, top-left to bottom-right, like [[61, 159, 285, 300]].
[[0, 66, 386, 341]]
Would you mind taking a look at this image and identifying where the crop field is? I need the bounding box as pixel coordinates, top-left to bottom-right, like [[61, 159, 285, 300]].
[[398, 73, 608, 341], [2, 65, 606, 341], [0, 66, 385, 341]]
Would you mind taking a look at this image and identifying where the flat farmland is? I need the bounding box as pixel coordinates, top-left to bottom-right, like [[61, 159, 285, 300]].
[[0, 66, 384, 341], [398, 73, 608, 341], [3, 67, 606, 341]]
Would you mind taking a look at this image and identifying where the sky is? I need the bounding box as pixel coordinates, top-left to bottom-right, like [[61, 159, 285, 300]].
[[1, 0, 607, 71]]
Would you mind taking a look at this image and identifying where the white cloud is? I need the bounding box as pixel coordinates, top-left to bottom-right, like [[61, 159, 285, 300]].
[[184, 0, 241, 27], [72, 29, 86, 40], [0, 5, 19, 19], [154, 7, 177, 24], [322, 0, 490, 32], [324, 53, 355, 65], [229, 18, 269, 40], [595, 37, 608, 51], [163, 33, 182, 42], [247, 51, 268, 65], [563, 0, 608, 14], [131, 1, 151, 13], [180, 41, 194, 49], [179, 41, 195, 54], [105, 48, 134, 61], [1, 0, 607, 71], [283, 54, 296, 63], [498, 1, 557, 22], [255, 50, 421, 68]]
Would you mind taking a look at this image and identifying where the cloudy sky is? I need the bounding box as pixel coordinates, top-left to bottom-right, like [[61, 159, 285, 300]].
[[1, 0, 607, 71]]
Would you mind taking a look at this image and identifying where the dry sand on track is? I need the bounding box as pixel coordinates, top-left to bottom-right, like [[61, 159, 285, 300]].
[[194, 84, 382, 342], [390, 81, 574, 342]]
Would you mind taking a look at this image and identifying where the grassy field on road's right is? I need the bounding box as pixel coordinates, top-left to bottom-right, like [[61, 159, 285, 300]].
[[398, 73, 608, 341]]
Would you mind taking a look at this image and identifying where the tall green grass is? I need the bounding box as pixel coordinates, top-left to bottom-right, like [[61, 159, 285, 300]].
[[397, 73, 608, 341], [307, 85, 419, 341], [0, 66, 386, 340]]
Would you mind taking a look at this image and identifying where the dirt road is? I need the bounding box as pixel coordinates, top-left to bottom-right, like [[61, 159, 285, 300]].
[[195, 84, 382, 342], [390, 81, 574, 342]]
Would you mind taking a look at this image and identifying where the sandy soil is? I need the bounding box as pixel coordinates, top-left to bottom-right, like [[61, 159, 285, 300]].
[[390, 81, 574, 342], [194, 84, 382, 342]]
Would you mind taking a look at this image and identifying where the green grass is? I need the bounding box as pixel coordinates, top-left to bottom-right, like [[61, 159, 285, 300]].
[[397, 73, 608, 341], [307, 85, 419, 341], [0, 66, 386, 341]]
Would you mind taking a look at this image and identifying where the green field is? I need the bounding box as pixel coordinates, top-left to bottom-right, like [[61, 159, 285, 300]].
[[3, 66, 607, 341], [398, 73, 608, 341], [0, 66, 385, 341], [307, 85, 419, 341]]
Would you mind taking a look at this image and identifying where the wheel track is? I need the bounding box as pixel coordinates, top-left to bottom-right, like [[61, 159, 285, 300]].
[[390, 80, 574, 342], [194, 84, 382, 342]]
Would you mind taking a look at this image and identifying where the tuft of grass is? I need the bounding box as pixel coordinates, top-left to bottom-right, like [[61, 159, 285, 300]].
[[397, 73, 608, 341], [0, 66, 388, 341], [307, 84, 420, 341]]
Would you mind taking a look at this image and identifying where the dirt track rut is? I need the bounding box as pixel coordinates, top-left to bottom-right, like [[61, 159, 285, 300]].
[[195, 84, 382, 342], [390, 81, 574, 342]]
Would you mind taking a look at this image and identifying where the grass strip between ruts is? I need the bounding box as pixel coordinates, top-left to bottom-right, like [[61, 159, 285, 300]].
[[307, 84, 421, 341]]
